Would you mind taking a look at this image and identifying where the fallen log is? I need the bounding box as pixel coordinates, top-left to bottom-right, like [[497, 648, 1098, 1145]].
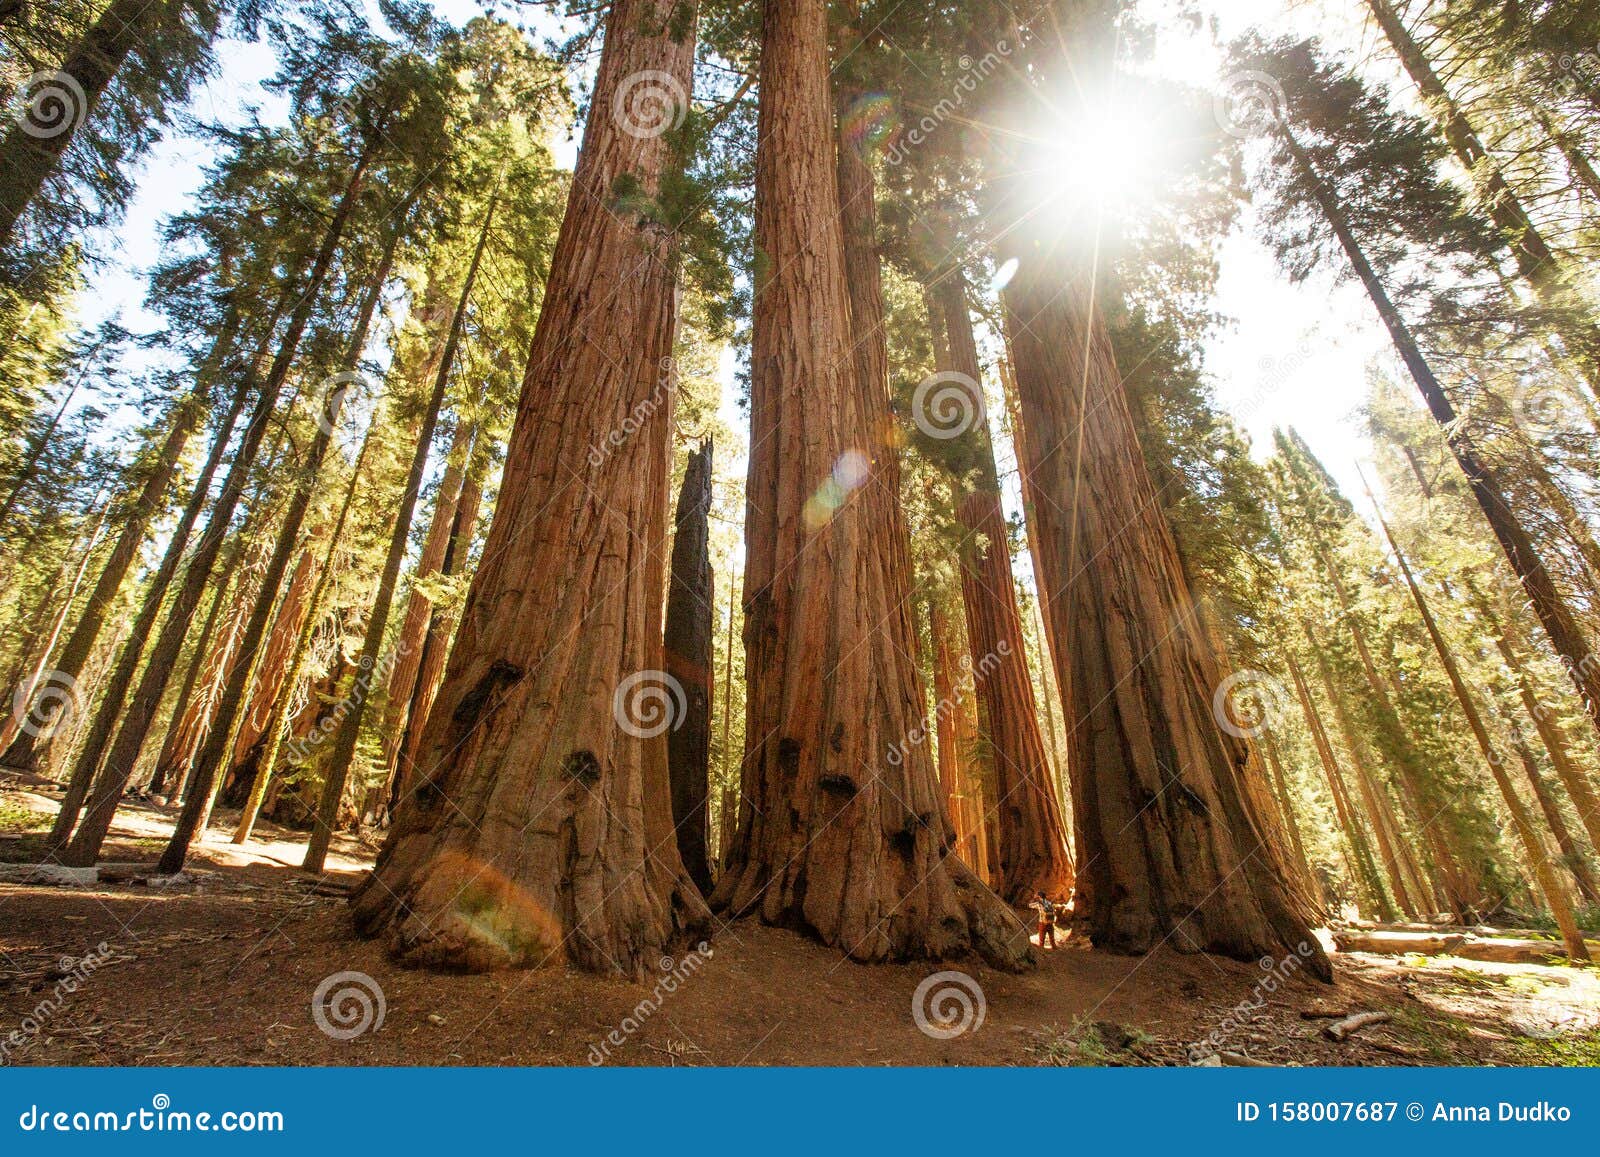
[[1324, 1011, 1390, 1042], [1334, 929, 1468, 956], [1333, 928, 1597, 963]]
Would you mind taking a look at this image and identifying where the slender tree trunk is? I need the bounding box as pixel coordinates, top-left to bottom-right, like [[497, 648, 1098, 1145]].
[[1476, 583, 1600, 856], [234, 402, 389, 844], [302, 191, 496, 875], [352, 0, 710, 976], [714, 587, 737, 868], [1364, 0, 1600, 384], [1286, 129, 1600, 745], [1369, 491, 1590, 960], [1261, 735, 1321, 906], [711, 0, 1029, 969], [158, 205, 403, 871], [390, 464, 482, 813], [664, 439, 714, 894], [219, 543, 318, 808], [0, 0, 173, 248], [42, 316, 267, 850], [372, 418, 473, 809], [929, 269, 1072, 903], [60, 149, 371, 866], [1, 307, 239, 772], [1505, 726, 1600, 905], [147, 557, 235, 798], [0, 500, 108, 752], [1287, 653, 1390, 918], [0, 370, 84, 528], [1308, 642, 1416, 918]]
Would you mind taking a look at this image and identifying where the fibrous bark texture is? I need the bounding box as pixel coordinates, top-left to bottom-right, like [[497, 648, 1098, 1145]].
[[352, 0, 709, 976], [710, 0, 1031, 971]]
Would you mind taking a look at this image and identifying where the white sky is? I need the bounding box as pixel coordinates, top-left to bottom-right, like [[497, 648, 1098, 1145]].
[[70, 0, 1412, 509]]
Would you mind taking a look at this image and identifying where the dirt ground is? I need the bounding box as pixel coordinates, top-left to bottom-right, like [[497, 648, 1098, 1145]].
[[2, 786, 1597, 1067]]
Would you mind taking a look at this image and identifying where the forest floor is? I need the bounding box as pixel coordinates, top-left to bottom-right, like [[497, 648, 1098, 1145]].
[[2, 784, 1598, 1067]]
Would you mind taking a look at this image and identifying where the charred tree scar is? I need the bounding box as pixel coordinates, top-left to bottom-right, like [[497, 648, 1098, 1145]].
[[562, 749, 602, 787], [452, 659, 525, 729]]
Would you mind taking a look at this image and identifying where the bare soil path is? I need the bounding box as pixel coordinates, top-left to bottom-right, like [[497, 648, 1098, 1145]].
[[3, 787, 1596, 1067]]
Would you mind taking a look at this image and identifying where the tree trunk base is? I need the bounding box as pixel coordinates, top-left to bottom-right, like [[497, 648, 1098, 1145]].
[[352, 842, 710, 978]]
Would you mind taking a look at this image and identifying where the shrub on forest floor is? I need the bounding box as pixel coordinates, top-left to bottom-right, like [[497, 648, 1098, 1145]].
[[1030, 1018, 1154, 1066]]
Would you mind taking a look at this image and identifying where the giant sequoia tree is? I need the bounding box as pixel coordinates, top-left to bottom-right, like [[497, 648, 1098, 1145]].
[[986, 12, 1329, 976], [352, 0, 709, 975], [710, 0, 1030, 970]]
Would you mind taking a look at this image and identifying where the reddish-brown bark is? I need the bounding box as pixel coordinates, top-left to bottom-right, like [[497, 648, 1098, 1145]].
[[710, 0, 1030, 970], [351, 0, 709, 975]]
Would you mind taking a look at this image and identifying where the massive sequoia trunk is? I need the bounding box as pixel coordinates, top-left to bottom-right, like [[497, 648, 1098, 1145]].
[[928, 270, 1073, 904], [351, 0, 709, 975], [995, 231, 1327, 977], [709, 0, 1030, 970], [664, 439, 714, 895]]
